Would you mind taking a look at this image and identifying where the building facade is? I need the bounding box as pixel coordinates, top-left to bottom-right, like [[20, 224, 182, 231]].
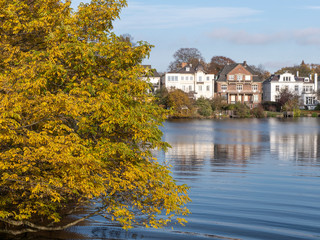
[[141, 65, 161, 93], [163, 63, 215, 99], [215, 61, 263, 108], [263, 72, 318, 109]]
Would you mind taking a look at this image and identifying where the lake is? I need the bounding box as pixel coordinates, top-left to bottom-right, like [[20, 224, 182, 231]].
[[4, 118, 320, 240]]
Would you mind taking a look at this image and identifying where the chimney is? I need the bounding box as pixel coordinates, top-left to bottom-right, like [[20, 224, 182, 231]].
[[243, 61, 247, 66], [181, 62, 187, 68], [296, 71, 299, 77]]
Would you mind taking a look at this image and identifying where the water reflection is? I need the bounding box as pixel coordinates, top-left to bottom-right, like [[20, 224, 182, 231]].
[[268, 118, 320, 164], [163, 119, 264, 176], [163, 118, 320, 177]]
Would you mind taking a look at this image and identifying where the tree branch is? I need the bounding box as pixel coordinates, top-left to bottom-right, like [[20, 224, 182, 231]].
[[0, 207, 105, 235]]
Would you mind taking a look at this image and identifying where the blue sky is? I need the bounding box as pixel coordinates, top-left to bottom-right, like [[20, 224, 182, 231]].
[[71, 0, 320, 73]]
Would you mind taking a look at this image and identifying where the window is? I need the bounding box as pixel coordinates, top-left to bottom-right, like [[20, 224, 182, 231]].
[[303, 86, 313, 93], [190, 76, 193, 81], [275, 95, 280, 102], [284, 85, 288, 90], [275, 85, 279, 91], [175, 76, 178, 81], [295, 85, 299, 92], [198, 76, 202, 82], [181, 76, 184, 81], [182, 85, 186, 91], [252, 85, 258, 91], [229, 75, 234, 80], [186, 76, 189, 81], [245, 75, 251, 81], [186, 67, 190, 72], [306, 97, 315, 105], [189, 85, 192, 91], [206, 85, 210, 91], [207, 76, 210, 81], [253, 95, 259, 102], [237, 75, 242, 81], [198, 85, 202, 91], [221, 85, 227, 91], [236, 85, 243, 91]]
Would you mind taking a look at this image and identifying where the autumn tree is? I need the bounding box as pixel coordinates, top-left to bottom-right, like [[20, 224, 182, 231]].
[[207, 56, 235, 74], [168, 48, 205, 71], [167, 89, 193, 115], [0, 0, 190, 235], [275, 60, 312, 77]]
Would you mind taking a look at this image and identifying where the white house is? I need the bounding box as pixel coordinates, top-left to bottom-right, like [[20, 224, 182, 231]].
[[163, 63, 215, 99], [141, 65, 161, 93], [263, 72, 318, 109]]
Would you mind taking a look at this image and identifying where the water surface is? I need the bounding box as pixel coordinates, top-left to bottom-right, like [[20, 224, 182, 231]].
[[4, 118, 320, 240]]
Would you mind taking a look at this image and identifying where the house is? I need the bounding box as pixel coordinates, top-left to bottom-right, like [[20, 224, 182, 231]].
[[163, 63, 215, 99], [141, 65, 161, 93], [215, 61, 263, 108], [263, 72, 318, 109]]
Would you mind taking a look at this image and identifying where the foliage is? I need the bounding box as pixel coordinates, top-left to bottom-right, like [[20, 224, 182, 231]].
[[208, 56, 235, 74], [315, 104, 320, 111], [155, 87, 169, 108], [261, 101, 281, 112], [229, 102, 251, 118], [210, 96, 228, 111], [278, 89, 300, 111], [167, 89, 193, 116], [0, 0, 190, 235], [168, 48, 205, 72], [119, 33, 136, 46], [251, 104, 265, 118], [249, 64, 271, 80], [293, 108, 301, 117], [195, 97, 213, 117], [275, 60, 312, 77]]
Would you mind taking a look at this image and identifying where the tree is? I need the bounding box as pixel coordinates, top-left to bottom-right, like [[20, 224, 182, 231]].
[[195, 97, 213, 117], [210, 96, 228, 111], [208, 56, 235, 74], [275, 60, 312, 77], [167, 89, 193, 115], [119, 33, 136, 46], [168, 48, 205, 71], [0, 0, 190, 235], [277, 88, 300, 111], [249, 64, 271, 80]]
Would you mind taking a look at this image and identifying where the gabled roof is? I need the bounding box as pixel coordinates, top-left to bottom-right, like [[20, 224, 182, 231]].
[[168, 64, 196, 74], [216, 62, 263, 82], [168, 62, 208, 74]]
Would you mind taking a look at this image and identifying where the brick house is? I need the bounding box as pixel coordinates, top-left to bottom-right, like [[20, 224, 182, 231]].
[[215, 61, 263, 108]]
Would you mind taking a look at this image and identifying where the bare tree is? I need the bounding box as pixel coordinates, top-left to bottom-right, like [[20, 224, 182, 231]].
[[208, 56, 235, 74], [168, 48, 205, 71]]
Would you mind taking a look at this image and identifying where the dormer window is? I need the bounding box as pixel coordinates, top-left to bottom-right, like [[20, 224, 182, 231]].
[[229, 75, 234, 80], [304, 78, 309, 82], [186, 67, 190, 72]]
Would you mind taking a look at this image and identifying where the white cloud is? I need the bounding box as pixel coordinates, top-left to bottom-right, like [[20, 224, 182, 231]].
[[305, 6, 320, 10], [208, 28, 320, 46], [115, 2, 260, 29]]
